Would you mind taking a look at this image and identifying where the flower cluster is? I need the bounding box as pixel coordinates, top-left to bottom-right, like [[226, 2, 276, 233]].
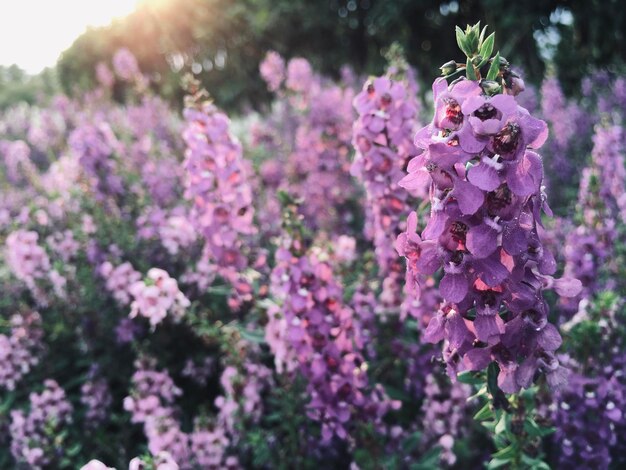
[[351, 75, 422, 311], [270, 245, 399, 441], [80, 370, 112, 425], [124, 359, 241, 469], [260, 51, 286, 92], [129, 268, 190, 328], [182, 97, 257, 307], [69, 121, 123, 201], [591, 124, 626, 220], [215, 361, 272, 436], [553, 373, 625, 469], [46, 229, 80, 262], [260, 53, 358, 233], [397, 76, 580, 392], [10, 379, 73, 469], [0, 311, 44, 390], [137, 206, 197, 255], [540, 77, 592, 200], [5, 230, 51, 288], [99, 261, 142, 305], [112, 47, 141, 82], [420, 372, 473, 467]]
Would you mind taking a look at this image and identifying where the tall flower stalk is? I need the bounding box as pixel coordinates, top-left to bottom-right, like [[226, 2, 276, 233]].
[[181, 76, 258, 309], [396, 23, 581, 467], [351, 62, 422, 313]]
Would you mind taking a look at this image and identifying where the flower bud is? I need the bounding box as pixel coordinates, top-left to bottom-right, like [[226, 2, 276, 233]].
[[440, 60, 457, 76], [480, 79, 502, 96], [504, 75, 525, 96]]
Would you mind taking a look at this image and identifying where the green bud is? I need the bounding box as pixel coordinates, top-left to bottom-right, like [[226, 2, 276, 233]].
[[465, 22, 480, 56], [480, 80, 502, 95], [440, 60, 457, 76]]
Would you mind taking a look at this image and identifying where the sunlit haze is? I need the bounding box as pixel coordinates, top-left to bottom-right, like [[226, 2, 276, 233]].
[[0, 0, 139, 74]]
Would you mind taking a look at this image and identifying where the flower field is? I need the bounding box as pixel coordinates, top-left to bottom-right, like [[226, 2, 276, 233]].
[[1, 20, 625, 470]]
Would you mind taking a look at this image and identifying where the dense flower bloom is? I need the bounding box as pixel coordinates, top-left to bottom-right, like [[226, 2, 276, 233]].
[[420, 372, 473, 467], [10, 379, 73, 469], [270, 244, 399, 441], [540, 77, 594, 207], [0, 139, 37, 185], [129, 268, 190, 328], [591, 124, 626, 220], [46, 229, 80, 262], [81, 370, 113, 425], [215, 360, 272, 436], [124, 359, 241, 468], [553, 372, 625, 469], [95, 61, 115, 89], [5, 230, 50, 284], [397, 76, 581, 392], [182, 99, 257, 308], [352, 74, 422, 311], [260, 51, 286, 92], [69, 121, 123, 200], [286, 58, 313, 93], [113, 48, 140, 81], [99, 261, 142, 305], [0, 311, 43, 391], [261, 53, 358, 232]]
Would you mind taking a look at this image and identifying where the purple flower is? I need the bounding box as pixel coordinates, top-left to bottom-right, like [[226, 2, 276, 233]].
[[269, 246, 399, 442], [352, 73, 422, 310], [397, 74, 581, 393], [260, 51, 285, 92]]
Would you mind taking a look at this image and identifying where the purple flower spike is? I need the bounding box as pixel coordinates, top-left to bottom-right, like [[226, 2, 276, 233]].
[[397, 69, 580, 393]]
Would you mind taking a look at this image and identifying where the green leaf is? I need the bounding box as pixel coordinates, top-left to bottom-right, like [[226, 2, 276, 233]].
[[466, 57, 477, 80], [487, 457, 512, 469], [401, 431, 422, 453], [66, 443, 82, 457], [492, 444, 517, 460], [411, 446, 441, 470], [495, 412, 508, 435], [238, 328, 265, 344], [468, 385, 488, 401], [456, 26, 471, 57], [457, 371, 484, 385], [0, 392, 16, 414], [473, 402, 494, 421], [479, 32, 495, 66], [486, 52, 501, 81], [522, 454, 551, 470], [479, 25, 489, 45]]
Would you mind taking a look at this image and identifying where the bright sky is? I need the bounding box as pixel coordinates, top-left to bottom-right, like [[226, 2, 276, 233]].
[[0, 0, 139, 74]]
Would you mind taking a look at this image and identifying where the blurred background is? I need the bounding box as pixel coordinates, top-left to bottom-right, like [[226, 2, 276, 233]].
[[2, 0, 625, 112]]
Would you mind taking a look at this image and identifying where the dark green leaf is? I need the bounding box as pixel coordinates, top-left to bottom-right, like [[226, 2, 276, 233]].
[[487, 52, 501, 81], [473, 402, 494, 421], [487, 457, 512, 469]]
